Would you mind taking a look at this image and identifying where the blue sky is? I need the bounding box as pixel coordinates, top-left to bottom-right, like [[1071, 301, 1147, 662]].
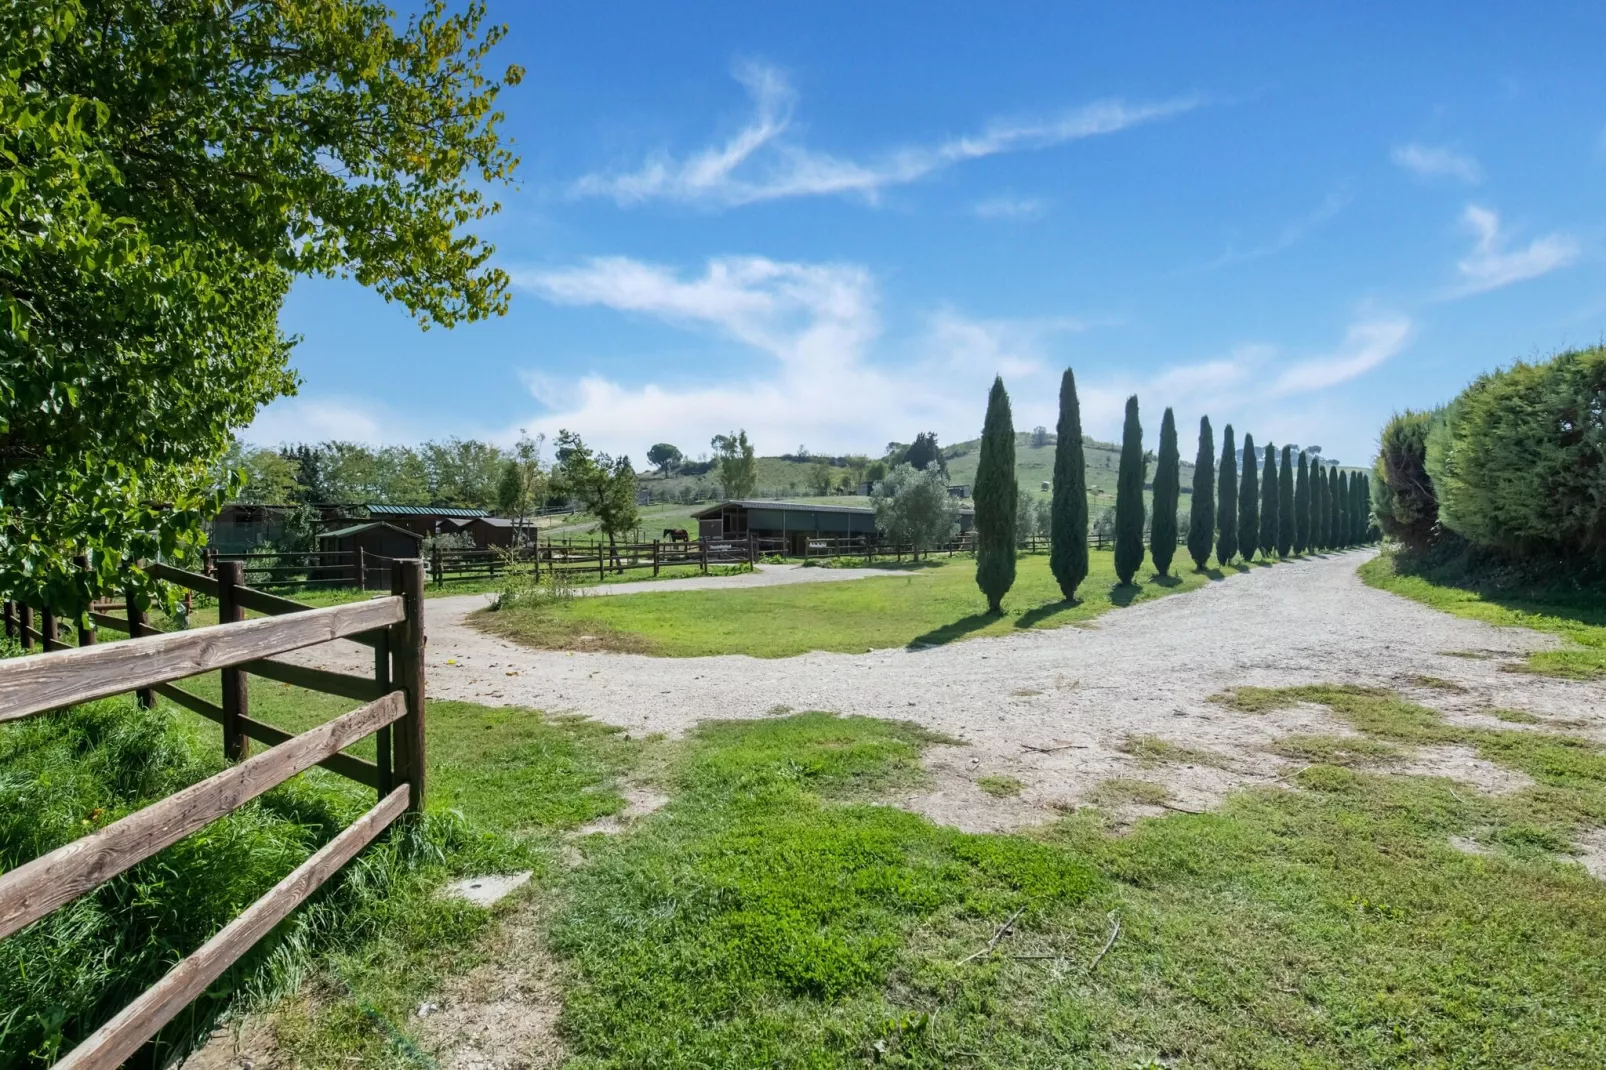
[[251, 1, 1606, 466]]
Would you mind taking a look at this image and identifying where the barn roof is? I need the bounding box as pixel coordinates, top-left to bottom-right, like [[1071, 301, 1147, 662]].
[[320, 521, 424, 540], [364, 504, 489, 518]]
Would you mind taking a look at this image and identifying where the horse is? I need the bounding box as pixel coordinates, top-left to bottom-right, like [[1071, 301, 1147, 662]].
[[662, 528, 690, 543]]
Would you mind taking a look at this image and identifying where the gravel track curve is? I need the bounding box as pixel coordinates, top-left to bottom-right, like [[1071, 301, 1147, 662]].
[[298, 549, 1606, 831]]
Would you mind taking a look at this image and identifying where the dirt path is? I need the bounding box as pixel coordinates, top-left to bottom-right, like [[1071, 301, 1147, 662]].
[[300, 549, 1606, 831]]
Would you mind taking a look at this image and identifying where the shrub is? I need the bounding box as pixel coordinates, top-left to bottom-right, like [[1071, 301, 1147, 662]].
[[1050, 369, 1090, 599], [1216, 424, 1238, 564], [1372, 410, 1438, 549], [1425, 347, 1606, 563], [1113, 396, 1147, 584], [873, 464, 959, 558], [1188, 416, 1216, 570], [1150, 407, 1180, 576]]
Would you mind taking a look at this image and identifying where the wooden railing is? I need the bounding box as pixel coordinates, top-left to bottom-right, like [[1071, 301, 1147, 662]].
[[429, 534, 760, 585], [0, 559, 429, 1068]]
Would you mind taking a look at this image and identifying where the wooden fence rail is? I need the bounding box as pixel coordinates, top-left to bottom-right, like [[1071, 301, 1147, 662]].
[[0, 558, 430, 1068]]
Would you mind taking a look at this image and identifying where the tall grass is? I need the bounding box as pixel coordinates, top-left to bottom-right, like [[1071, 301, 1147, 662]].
[[0, 687, 528, 1067]]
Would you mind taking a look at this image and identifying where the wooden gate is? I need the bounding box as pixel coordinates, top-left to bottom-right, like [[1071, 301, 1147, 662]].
[[0, 559, 429, 1069]]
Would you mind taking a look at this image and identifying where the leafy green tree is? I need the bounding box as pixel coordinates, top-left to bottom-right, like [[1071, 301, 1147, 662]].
[[711, 430, 758, 499], [495, 434, 546, 536], [808, 461, 835, 496], [1150, 407, 1181, 576], [905, 432, 946, 475], [1188, 417, 1216, 570], [974, 377, 1018, 612], [646, 443, 683, 476], [1277, 445, 1295, 557], [1294, 451, 1310, 554], [1238, 434, 1259, 561], [217, 444, 299, 505], [1216, 424, 1238, 565], [873, 465, 959, 559], [1049, 369, 1089, 599], [557, 430, 638, 562], [1, 0, 521, 614], [1113, 395, 1147, 584]]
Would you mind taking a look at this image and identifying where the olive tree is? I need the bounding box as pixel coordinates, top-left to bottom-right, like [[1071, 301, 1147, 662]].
[[872, 464, 959, 559]]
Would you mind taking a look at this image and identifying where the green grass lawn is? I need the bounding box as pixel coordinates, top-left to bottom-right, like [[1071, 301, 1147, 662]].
[[472, 548, 1253, 658], [1359, 551, 1606, 679]]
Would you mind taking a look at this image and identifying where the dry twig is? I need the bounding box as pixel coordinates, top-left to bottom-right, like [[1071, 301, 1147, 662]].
[[1019, 739, 1085, 753], [1087, 910, 1121, 973], [958, 905, 1028, 965]]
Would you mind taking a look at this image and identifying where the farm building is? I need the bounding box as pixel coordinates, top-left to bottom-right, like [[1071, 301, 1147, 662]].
[[317, 522, 424, 589], [361, 503, 490, 537], [691, 500, 975, 555], [439, 516, 535, 549]]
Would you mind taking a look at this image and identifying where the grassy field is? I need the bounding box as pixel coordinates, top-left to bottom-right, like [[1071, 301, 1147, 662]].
[[472, 548, 1244, 658], [1359, 551, 1606, 679]]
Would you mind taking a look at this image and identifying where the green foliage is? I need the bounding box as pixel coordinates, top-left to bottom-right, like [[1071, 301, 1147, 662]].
[[711, 430, 759, 499], [1050, 369, 1090, 599], [0, 0, 521, 614], [1276, 445, 1295, 557], [807, 460, 835, 496], [872, 464, 959, 557], [904, 432, 947, 476], [1113, 396, 1147, 584], [1187, 416, 1216, 570], [1371, 410, 1439, 549], [1335, 471, 1350, 548], [556, 431, 639, 548], [1258, 443, 1278, 556], [1216, 424, 1238, 565], [1150, 408, 1180, 576], [974, 377, 1018, 612], [1238, 434, 1259, 562], [1424, 347, 1606, 562]]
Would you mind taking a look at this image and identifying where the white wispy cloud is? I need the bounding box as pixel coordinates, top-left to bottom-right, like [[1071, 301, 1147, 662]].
[[1446, 204, 1579, 297], [511, 253, 1405, 465], [246, 396, 395, 446], [1205, 189, 1351, 269], [1391, 142, 1482, 184], [971, 195, 1049, 221], [572, 61, 1199, 208]]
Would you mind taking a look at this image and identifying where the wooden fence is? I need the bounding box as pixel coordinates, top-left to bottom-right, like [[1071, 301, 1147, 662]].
[[0, 559, 429, 1068], [429, 534, 760, 585], [205, 548, 398, 592]]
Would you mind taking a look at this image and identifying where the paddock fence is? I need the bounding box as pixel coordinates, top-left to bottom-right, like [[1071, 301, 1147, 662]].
[[0, 558, 429, 1069]]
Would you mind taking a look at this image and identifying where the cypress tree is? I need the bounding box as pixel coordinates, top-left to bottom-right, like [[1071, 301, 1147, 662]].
[[1293, 451, 1310, 554], [1351, 472, 1366, 545], [1151, 407, 1180, 576], [1258, 442, 1278, 557], [974, 376, 1017, 612], [1277, 444, 1295, 557], [1360, 474, 1374, 542], [1238, 433, 1258, 560], [1325, 469, 1340, 548], [1329, 469, 1342, 546], [1316, 459, 1329, 546], [1216, 424, 1238, 565], [1049, 368, 1088, 600], [1113, 395, 1147, 585], [1187, 415, 1215, 570]]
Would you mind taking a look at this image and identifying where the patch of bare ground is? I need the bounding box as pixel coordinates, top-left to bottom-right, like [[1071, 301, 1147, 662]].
[[179, 1016, 282, 1070], [1395, 744, 1534, 794], [1575, 828, 1606, 881], [413, 899, 565, 1070], [571, 785, 669, 836]]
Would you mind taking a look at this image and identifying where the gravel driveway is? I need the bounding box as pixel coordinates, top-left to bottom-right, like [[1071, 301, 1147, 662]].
[[301, 549, 1606, 831]]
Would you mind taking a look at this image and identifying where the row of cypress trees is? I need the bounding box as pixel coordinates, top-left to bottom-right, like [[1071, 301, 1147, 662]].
[[973, 371, 1376, 612]]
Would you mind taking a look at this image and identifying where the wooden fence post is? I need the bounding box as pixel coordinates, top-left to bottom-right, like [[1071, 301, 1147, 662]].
[[373, 627, 393, 798], [19, 605, 32, 651], [41, 609, 60, 651], [3, 601, 13, 639], [653, 541, 660, 577], [431, 546, 442, 586], [700, 538, 709, 575], [389, 560, 427, 814], [358, 547, 367, 590], [216, 561, 250, 761], [125, 588, 155, 708], [747, 532, 756, 568]]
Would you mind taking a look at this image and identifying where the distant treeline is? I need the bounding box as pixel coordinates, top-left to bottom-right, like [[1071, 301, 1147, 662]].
[[1373, 344, 1605, 568], [222, 439, 524, 510]]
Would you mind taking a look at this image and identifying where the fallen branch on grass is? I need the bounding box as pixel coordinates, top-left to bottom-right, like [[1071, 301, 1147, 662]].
[[1159, 801, 1205, 815], [958, 905, 1028, 965], [1087, 911, 1121, 973], [1020, 739, 1086, 753]]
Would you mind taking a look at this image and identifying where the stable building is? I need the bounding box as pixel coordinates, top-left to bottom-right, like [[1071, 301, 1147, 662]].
[[691, 500, 974, 555], [361, 503, 489, 538], [317, 522, 424, 589], [439, 515, 534, 549]]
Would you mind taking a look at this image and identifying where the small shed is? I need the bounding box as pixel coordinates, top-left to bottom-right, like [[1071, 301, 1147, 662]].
[[692, 500, 976, 556], [443, 516, 532, 549], [317, 522, 423, 589]]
